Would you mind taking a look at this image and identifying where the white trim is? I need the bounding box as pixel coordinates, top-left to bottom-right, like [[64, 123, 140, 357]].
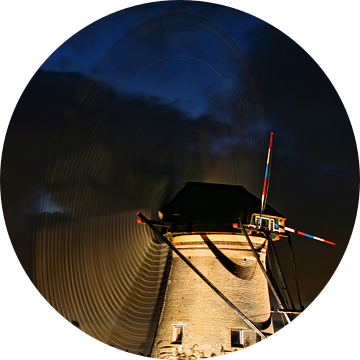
[[254, 216, 279, 232]]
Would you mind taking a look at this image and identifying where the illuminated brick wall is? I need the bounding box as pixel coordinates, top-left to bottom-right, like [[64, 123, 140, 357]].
[[150, 234, 273, 359]]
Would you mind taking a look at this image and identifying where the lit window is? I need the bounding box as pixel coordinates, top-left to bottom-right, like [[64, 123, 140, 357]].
[[172, 325, 184, 344], [231, 329, 244, 347]]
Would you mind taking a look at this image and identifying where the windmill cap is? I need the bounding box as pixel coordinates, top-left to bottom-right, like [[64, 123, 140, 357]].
[[161, 182, 284, 233]]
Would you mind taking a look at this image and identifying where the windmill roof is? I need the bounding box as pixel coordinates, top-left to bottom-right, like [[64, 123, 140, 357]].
[[161, 182, 284, 233]]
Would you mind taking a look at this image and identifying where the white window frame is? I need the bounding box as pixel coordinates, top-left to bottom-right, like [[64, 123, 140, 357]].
[[171, 324, 184, 344]]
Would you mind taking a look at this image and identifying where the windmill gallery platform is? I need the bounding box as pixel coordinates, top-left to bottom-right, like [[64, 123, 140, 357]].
[[138, 182, 288, 359]]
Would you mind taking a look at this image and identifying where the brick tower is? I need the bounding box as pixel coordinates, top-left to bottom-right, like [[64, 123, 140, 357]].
[[149, 182, 285, 359]]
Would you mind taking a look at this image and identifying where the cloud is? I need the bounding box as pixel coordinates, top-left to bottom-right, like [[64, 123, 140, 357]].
[[2, 68, 253, 282]]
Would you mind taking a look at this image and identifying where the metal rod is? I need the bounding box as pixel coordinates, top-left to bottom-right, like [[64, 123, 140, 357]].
[[266, 230, 296, 322], [287, 233, 304, 310], [238, 220, 291, 324], [136, 212, 267, 340], [265, 231, 295, 312], [265, 253, 289, 326]]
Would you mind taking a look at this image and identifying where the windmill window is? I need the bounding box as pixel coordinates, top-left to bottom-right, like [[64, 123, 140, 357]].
[[231, 329, 244, 347], [255, 216, 270, 229], [172, 325, 184, 344], [254, 216, 279, 232]]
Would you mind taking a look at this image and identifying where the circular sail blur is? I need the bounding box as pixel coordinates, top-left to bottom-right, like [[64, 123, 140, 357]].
[[25, 6, 266, 356]]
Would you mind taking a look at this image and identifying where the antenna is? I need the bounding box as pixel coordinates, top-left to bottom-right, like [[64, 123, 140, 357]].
[[259, 132, 273, 227]]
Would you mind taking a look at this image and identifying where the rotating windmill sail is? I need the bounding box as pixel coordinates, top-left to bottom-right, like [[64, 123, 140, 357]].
[[15, 8, 338, 357], [6, 15, 338, 354], [31, 75, 179, 355]]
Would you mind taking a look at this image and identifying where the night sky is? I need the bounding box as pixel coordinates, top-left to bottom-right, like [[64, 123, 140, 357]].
[[1, 1, 359, 360]]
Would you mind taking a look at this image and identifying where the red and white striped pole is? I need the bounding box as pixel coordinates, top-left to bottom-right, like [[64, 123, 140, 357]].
[[276, 224, 335, 245], [259, 132, 273, 226]]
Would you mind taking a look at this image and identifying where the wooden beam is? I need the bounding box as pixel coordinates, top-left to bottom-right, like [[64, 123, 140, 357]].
[[137, 212, 267, 340], [273, 309, 303, 315], [238, 220, 291, 324]]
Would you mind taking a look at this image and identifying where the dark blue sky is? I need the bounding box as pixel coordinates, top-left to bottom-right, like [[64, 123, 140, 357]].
[[40, 2, 264, 119], [4, 0, 358, 301], [34, 1, 357, 234]]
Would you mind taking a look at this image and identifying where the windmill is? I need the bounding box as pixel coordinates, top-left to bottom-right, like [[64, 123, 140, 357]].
[[136, 133, 335, 358], [33, 128, 335, 358]]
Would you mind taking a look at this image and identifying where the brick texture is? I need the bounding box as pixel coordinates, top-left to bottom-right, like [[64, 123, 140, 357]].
[[150, 234, 273, 359]]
